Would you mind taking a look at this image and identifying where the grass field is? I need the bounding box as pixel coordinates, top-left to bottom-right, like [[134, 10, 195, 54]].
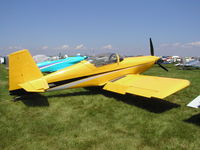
[[0, 64, 200, 150]]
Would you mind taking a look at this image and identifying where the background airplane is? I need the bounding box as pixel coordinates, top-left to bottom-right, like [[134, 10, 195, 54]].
[[37, 56, 87, 72], [8, 39, 190, 100], [187, 95, 200, 108], [176, 59, 200, 70]]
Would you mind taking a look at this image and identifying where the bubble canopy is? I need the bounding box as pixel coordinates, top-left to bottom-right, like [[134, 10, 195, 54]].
[[87, 53, 124, 67]]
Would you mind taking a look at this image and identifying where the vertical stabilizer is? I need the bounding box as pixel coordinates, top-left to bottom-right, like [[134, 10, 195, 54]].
[[9, 49, 43, 91]]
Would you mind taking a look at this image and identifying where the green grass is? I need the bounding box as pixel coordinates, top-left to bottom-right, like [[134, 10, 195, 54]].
[[0, 64, 200, 150]]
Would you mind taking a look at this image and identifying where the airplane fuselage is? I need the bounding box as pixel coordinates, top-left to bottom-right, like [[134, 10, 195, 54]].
[[44, 56, 159, 91]]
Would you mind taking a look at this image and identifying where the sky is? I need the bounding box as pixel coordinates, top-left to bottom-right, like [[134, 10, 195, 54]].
[[0, 0, 200, 56]]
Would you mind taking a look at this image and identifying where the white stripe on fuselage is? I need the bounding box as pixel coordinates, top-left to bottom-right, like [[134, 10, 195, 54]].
[[47, 62, 152, 91]]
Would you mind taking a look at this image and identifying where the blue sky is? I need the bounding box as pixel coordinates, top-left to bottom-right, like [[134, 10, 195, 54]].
[[0, 0, 200, 56]]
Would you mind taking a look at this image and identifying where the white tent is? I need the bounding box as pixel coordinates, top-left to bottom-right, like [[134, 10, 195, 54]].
[[33, 55, 49, 63]]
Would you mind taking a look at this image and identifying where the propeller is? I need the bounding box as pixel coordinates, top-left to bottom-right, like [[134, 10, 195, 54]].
[[150, 38, 154, 56], [149, 38, 168, 72], [158, 63, 168, 72]]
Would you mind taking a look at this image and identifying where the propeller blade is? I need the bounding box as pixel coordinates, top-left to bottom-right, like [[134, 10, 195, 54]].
[[149, 38, 168, 71], [158, 63, 169, 72], [150, 38, 154, 56]]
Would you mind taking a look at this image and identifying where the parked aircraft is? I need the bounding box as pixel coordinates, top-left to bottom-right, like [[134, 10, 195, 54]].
[[176, 59, 200, 70], [37, 56, 87, 72], [8, 39, 190, 100], [187, 95, 200, 108]]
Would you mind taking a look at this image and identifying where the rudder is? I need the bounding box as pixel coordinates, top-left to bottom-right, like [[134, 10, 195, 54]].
[[9, 49, 43, 91]]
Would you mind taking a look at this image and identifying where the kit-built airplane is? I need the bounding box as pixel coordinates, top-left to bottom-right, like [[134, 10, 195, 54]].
[[9, 39, 190, 99], [176, 59, 200, 70], [37, 56, 87, 72]]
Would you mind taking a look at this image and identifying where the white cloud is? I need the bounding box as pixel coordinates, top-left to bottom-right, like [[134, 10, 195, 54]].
[[7, 46, 23, 50], [159, 43, 170, 47], [160, 42, 181, 47], [160, 41, 200, 48], [75, 44, 85, 50], [41, 46, 48, 50], [102, 44, 113, 50], [187, 41, 200, 46], [158, 41, 200, 56], [56, 45, 70, 50], [61, 45, 70, 50], [172, 42, 181, 47]]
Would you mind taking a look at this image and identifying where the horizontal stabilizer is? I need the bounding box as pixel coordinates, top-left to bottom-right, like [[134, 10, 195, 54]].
[[19, 78, 49, 92], [103, 74, 190, 99]]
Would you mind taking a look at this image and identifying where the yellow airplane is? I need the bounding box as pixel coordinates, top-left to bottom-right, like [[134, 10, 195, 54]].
[[9, 39, 190, 99]]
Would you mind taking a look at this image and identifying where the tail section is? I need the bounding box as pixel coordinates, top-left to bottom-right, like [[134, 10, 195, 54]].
[[9, 49, 48, 94]]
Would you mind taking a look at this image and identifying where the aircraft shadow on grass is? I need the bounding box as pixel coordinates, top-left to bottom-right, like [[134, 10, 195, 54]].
[[14, 87, 179, 112], [14, 93, 49, 107], [47, 87, 180, 113], [13, 90, 200, 125], [184, 113, 200, 126], [13, 86, 180, 112], [86, 87, 180, 113]]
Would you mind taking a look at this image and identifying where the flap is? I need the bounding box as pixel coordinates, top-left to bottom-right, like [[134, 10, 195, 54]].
[[103, 74, 190, 99], [19, 78, 49, 92]]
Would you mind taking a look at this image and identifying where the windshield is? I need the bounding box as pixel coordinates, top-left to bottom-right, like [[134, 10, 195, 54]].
[[87, 53, 124, 67]]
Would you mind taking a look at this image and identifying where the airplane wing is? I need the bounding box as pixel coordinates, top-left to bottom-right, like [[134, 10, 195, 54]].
[[103, 74, 190, 99]]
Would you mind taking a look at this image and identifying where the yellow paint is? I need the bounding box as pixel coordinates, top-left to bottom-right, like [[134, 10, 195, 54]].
[[68, 61, 155, 88], [8, 49, 190, 99], [44, 55, 157, 84], [19, 78, 49, 92], [103, 74, 190, 99], [9, 50, 44, 91]]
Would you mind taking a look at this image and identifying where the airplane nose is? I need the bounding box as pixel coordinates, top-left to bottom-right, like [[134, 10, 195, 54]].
[[156, 58, 164, 64]]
